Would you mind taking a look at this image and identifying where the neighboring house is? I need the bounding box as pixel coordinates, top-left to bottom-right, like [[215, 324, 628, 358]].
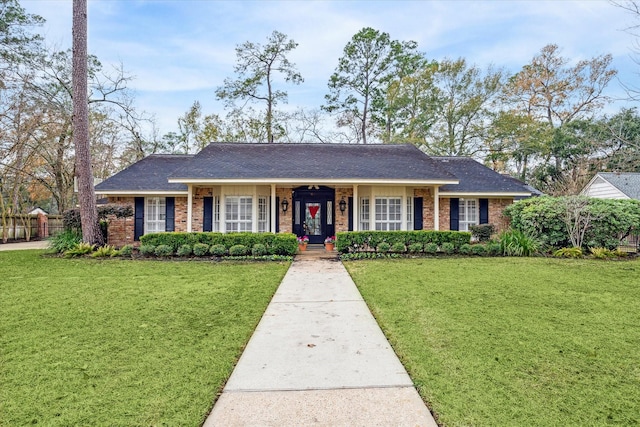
[[95, 143, 532, 247], [581, 172, 640, 200]]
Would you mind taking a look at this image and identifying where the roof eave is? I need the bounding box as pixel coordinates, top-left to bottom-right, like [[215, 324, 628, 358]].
[[168, 178, 459, 186], [438, 191, 532, 197], [96, 190, 188, 196]]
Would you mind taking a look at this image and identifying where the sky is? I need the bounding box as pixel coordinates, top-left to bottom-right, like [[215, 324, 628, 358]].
[[21, 0, 640, 136]]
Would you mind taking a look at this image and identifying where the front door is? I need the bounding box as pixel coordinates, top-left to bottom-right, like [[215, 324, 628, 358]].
[[292, 187, 335, 244]]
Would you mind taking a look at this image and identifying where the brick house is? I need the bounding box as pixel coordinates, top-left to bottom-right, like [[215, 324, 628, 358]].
[[95, 143, 532, 247]]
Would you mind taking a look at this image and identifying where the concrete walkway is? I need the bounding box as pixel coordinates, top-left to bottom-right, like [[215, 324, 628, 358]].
[[0, 240, 48, 251], [204, 250, 437, 426]]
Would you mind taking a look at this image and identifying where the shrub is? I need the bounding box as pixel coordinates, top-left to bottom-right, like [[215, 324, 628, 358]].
[[441, 242, 455, 254], [553, 247, 583, 258], [193, 243, 210, 256], [154, 244, 173, 257], [391, 242, 406, 253], [459, 243, 473, 255], [176, 244, 193, 257], [470, 224, 495, 242], [209, 244, 227, 256], [424, 242, 438, 254], [138, 244, 156, 257], [500, 229, 540, 257], [377, 242, 391, 253], [485, 241, 502, 256], [91, 245, 117, 257], [408, 242, 423, 253], [471, 244, 487, 256], [229, 244, 249, 256], [589, 247, 616, 259], [48, 229, 82, 253], [116, 245, 133, 257], [336, 230, 471, 254], [64, 242, 95, 258], [252, 243, 267, 256]]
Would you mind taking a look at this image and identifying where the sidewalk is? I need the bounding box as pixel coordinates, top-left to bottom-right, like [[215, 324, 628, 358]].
[[0, 240, 48, 251], [204, 253, 437, 426]]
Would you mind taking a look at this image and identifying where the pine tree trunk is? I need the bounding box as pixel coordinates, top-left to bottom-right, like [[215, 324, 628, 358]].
[[72, 0, 103, 246]]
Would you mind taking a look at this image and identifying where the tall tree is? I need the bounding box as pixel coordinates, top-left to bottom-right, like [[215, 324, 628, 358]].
[[72, 0, 102, 245], [323, 27, 418, 144], [215, 30, 302, 143]]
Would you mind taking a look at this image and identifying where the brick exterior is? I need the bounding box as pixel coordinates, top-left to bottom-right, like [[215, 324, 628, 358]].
[[414, 188, 435, 230], [175, 197, 188, 232], [439, 197, 451, 231], [334, 187, 352, 233], [106, 197, 136, 248], [192, 188, 213, 232], [277, 187, 293, 233], [489, 198, 513, 233]]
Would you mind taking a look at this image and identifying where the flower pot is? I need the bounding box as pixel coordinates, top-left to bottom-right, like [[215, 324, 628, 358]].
[[325, 243, 335, 251], [298, 243, 307, 252]]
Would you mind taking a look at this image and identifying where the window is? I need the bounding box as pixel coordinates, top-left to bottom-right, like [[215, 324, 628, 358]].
[[225, 196, 252, 232], [459, 198, 478, 231], [406, 196, 413, 231], [359, 198, 370, 230], [375, 197, 402, 231], [213, 196, 220, 232], [145, 197, 166, 233], [258, 196, 269, 232]]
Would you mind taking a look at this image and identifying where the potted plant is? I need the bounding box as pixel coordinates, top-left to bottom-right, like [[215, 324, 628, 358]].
[[324, 235, 336, 251], [297, 235, 309, 251]]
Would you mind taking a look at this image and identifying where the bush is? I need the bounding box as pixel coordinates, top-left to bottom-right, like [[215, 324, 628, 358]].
[[48, 229, 82, 253], [252, 243, 267, 256], [229, 244, 249, 256], [139, 244, 156, 257], [553, 247, 583, 258], [209, 244, 227, 256], [408, 242, 423, 254], [589, 247, 616, 259], [459, 243, 473, 255], [377, 242, 391, 253], [64, 242, 95, 258], [500, 229, 540, 257], [116, 245, 133, 257], [441, 242, 455, 254], [471, 244, 487, 256], [391, 242, 406, 253], [485, 241, 502, 256], [176, 244, 193, 257], [336, 230, 471, 254], [424, 242, 438, 254], [154, 244, 173, 257], [470, 224, 495, 242], [91, 245, 117, 257], [193, 243, 210, 256]]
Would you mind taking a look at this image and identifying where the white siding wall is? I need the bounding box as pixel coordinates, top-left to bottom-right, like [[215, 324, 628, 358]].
[[583, 177, 629, 199]]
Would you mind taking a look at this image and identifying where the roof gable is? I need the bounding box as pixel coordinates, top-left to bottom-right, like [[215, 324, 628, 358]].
[[596, 173, 640, 200]]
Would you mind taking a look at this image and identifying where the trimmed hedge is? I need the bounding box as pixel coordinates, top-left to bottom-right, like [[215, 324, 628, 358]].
[[139, 232, 298, 256], [336, 230, 471, 254]]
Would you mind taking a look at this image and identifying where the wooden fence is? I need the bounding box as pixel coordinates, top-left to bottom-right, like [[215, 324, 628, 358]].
[[0, 214, 64, 242]]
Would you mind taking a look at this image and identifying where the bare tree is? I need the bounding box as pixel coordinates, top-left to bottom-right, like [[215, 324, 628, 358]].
[[72, 0, 102, 245]]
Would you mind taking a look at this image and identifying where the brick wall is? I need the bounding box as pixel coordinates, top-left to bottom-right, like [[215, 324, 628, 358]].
[[439, 197, 451, 231], [489, 198, 513, 233], [277, 187, 293, 233], [175, 197, 188, 232], [414, 188, 435, 230], [192, 188, 213, 232], [106, 197, 135, 248], [335, 187, 352, 233]]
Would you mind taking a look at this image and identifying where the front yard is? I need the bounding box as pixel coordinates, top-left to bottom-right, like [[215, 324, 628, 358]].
[[0, 251, 288, 426], [345, 257, 640, 426]]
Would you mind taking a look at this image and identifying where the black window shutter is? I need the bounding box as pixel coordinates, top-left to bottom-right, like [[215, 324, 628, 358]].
[[165, 197, 175, 232], [479, 198, 489, 224], [449, 198, 459, 231], [275, 197, 280, 233], [413, 197, 423, 230], [134, 197, 144, 241], [203, 196, 213, 232], [348, 197, 353, 231]]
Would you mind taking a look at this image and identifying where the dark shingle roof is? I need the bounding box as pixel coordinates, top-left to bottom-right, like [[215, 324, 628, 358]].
[[598, 172, 640, 199], [169, 143, 456, 181], [95, 155, 193, 192], [434, 157, 532, 194]]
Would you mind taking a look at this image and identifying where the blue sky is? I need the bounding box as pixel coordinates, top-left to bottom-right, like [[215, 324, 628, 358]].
[[22, 0, 640, 135]]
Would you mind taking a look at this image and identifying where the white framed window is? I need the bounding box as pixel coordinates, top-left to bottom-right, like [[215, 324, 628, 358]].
[[459, 198, 478, 232], [145, 197, 166, 233], [406, 196, 413, 231], [258, 196, 269, 232], [375, 197, 402, 231], [360, 197, 370, 231], [213, 196, 220, 232], [225, 196, 252, 232]]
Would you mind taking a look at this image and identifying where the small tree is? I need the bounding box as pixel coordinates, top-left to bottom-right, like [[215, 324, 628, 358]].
[[561, 196, 592, 248]]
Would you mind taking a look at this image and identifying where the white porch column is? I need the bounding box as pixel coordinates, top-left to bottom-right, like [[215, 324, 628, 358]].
[[270, 184, 276, 233], [433, 186, 440, 231], [353, 184, 358, 231], [187, 184, 193, 232]]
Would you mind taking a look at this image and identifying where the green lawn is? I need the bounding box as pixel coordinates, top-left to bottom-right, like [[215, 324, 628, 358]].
[[345, 257, 640, 427], [0, 251, 289, 426]]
